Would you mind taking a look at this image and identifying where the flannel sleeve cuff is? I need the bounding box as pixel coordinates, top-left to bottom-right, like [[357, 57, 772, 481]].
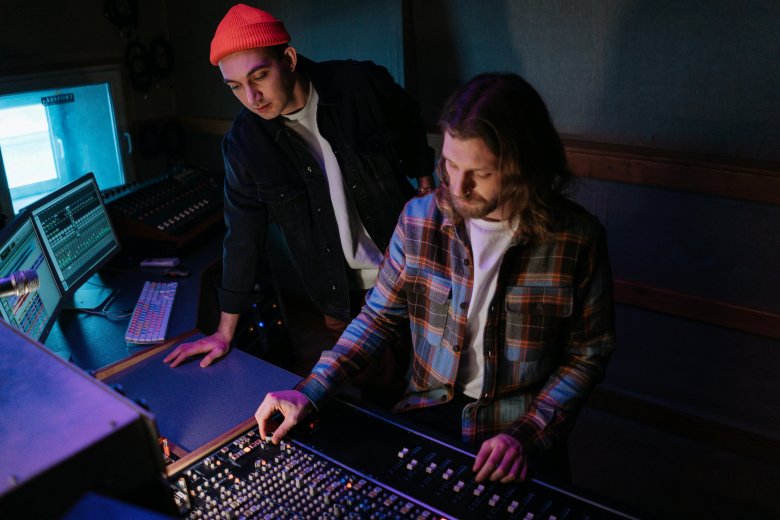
[[503, 415, 554, 460], [294, 373, 337, 412]]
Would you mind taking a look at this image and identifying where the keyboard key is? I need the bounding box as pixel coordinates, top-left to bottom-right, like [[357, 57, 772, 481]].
[[125, 281, 177, 344]]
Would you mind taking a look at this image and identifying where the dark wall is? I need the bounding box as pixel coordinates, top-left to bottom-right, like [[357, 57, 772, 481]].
[[412, 0, 780, 162]]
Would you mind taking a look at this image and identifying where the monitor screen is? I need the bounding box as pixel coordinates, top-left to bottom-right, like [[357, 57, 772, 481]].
[[30, 173, 121, 293], [0, 217, 63, 342]]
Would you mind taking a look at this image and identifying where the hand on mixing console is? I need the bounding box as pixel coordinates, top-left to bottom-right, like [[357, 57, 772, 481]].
[[163, 331, 231, 368], [256, 390, 313, 444], [473, 433, 529, 484]]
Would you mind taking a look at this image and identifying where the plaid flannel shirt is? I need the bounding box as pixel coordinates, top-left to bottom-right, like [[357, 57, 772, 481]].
[[296, 193, 616, 458]]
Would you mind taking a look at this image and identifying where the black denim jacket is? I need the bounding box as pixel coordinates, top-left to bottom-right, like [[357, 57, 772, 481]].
[[218, 56, 435, 320]]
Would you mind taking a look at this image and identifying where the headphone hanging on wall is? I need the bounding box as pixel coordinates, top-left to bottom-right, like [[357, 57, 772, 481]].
[[149, 36, 175, 80], [125, 41, 153, 94], [104, 0, 139, 38]]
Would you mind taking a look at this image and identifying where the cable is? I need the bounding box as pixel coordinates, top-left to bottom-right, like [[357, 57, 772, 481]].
[[61, 308, 133, 319], [61, 287, 129, 318], [162, 121, 186, 157], [149, 36, 175, 80], [138, 123, 162, 159], [126, 41, 153, 93]]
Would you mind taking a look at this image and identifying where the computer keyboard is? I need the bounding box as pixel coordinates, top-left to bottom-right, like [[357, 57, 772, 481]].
[[125, 281, 177, 344]]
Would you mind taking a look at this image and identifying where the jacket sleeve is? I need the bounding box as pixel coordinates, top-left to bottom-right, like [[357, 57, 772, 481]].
[[218, 133, 270, 315], [295, 213, 411, 408], [361, 61, 435, 180], [503, 224, 616, 459]]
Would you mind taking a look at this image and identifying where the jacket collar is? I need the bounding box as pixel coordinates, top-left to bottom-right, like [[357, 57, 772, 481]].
[[258, 55, 339, 141]]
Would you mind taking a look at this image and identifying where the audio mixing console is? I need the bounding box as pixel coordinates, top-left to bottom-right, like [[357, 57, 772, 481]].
[[168, 399, 641, 520], [103, 166, 225, 247]]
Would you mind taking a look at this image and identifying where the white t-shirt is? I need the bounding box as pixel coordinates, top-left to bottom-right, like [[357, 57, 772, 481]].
[[456, 218, 517, 398], [282, 84, 384, 290]]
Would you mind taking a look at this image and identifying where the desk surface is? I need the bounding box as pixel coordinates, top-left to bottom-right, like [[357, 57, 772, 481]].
[[44, 232, 223, 371], [102, 334, 302, 452]]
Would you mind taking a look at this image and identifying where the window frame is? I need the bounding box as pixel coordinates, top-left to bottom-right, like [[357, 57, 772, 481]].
[[0, 63, 135, 218]]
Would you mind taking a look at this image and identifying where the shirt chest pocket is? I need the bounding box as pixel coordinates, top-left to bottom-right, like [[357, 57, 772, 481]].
[[503, 286, 574, 362], [256, 178, 306, 204], [402, 273, 452, 346], [256, 178, 307, 239], [355, 126, 400, 180]]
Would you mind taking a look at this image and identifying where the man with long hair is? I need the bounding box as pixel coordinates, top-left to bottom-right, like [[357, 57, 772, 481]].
[[256, 73, 616, 483]]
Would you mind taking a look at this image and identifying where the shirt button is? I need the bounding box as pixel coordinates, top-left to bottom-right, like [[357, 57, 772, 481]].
[[453, 346, 460, 352], [352, 185, 357, 190], [536, 303, 544, 310], [459, 302, 468, 310], [491, 306, 495, 312], [484, 393, 489, 398], [280, 192, 285, 198], [317, 207, 322, 213], [440, 395, 447, 402], [331, 285, 337, 291], [464, 259, 470, 266], [326, 248, 331, 253], [307, 166, 312, 172]]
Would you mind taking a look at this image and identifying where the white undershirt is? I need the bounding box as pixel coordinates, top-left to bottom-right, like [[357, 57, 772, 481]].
[[456, 218, 517, 398], [282, 84, 384, 290]]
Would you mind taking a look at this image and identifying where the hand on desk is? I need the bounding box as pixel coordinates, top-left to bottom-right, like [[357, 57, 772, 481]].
[[163, 331, 231, 368], [473, 433, 529, 484], [256, 390, 312, 445]]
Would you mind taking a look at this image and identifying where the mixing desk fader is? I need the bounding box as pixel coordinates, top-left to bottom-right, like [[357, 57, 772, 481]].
[[168, 399, 643, 520]]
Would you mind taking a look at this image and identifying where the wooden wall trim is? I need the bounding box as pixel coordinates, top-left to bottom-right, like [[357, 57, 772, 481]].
[[566, 144, 780, 205], [179, 116, 232, 136], [587, 387, 780, 466], [613, 279, 780, 340], [426, 133, 780, 205]]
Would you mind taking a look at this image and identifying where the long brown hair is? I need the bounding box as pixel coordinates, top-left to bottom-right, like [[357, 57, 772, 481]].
[[435, 72, 575, 243]]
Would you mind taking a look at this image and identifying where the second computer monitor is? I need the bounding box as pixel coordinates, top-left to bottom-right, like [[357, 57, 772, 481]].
[[30, 173, 121, 293], [0, 216, 63, 342]]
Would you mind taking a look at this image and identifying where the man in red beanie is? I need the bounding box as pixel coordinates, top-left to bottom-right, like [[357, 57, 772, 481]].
[[164, 4, 435, 407]]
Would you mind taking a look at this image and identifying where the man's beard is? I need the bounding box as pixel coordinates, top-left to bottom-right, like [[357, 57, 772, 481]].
[[452, 191, 499, 220]]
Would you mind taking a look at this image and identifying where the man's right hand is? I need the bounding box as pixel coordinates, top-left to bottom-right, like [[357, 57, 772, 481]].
[[255, 390, 312, 444], [163, 331, 231, 368]]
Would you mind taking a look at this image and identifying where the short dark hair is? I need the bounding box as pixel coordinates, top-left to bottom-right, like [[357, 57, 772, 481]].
[[435, 72, 575, 242], [267, 43, 289, 60]]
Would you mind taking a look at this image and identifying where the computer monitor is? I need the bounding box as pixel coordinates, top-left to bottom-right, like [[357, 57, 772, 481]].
[[0, 214, 63, 342], [30, 173, 121, 294]]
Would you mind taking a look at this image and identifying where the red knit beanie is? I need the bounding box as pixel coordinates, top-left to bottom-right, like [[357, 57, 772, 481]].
[[210, 4, 291, 66]]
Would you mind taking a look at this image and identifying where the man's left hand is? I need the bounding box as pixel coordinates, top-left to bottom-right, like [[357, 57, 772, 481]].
[[473, 433, 529, 483]]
